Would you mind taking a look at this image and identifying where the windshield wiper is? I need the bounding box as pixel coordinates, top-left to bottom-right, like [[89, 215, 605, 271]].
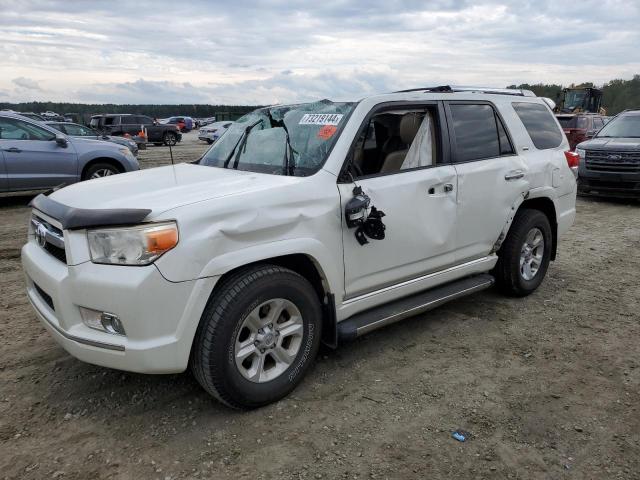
[[223, 119, 262, 169], [281, 123, 297, 176]]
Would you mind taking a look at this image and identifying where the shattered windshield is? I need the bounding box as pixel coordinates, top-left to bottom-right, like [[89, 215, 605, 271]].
[[200, 100, 355, 176]]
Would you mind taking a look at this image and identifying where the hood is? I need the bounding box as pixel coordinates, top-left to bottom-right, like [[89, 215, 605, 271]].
[[49, 163, 302, 216], [578, 137, 640, 151], [68, 136, 126, 150]]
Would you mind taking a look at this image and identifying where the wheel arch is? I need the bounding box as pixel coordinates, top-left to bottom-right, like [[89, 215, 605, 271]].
[[199, 253, 338, 351], [80, 157, 124, 180], [497, 195, 558, 260]]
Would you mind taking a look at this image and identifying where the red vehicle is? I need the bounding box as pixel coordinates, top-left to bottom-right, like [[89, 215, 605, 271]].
[[556, 113, 606, 151]]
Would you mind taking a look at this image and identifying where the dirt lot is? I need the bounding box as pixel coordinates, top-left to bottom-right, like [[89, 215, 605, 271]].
[[1, 132, 639, 479]]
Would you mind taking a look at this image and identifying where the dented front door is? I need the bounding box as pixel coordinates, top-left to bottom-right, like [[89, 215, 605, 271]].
[[339, 165, 458, 299]]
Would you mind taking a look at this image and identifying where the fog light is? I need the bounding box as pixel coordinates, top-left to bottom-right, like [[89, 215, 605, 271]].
[[79, 307, 126, 336]]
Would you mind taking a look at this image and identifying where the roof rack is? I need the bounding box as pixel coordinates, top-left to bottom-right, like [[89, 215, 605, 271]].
[[394, 85, 536, 97]]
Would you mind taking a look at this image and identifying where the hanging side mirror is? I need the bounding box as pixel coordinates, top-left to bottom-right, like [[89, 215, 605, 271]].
[[345, 187, 370, 228]]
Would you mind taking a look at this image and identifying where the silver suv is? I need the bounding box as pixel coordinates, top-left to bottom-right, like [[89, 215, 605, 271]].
[[0, 113, 139, 192]]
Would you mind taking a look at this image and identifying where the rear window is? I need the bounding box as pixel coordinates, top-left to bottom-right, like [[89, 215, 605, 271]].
[[449, 104, 514, 162], [513, 102, 563, 149]]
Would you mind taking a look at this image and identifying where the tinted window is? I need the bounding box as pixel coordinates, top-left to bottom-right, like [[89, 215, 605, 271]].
[[449, 104, 512, 162], [0, 117, 56, 141], [513, 102, 563, 149], [137, 116, 153, 124], [63, 123, 94, 136]]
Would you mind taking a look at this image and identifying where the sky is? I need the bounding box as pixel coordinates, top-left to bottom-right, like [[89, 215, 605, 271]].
[[0, 0, 639, 105]]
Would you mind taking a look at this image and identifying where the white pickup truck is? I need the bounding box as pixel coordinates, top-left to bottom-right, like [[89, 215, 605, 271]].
[[22, 87, 577, 409]]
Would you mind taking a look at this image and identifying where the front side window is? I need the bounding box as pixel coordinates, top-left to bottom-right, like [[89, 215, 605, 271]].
[[0, 117, 56, 141], [346, 106, 439, 178], [63, 123, 94, 136], [596, 114, 640, 138], [449, 104, 513, 162], [200, 100, 355, 176], [513, 102, 563, 150]]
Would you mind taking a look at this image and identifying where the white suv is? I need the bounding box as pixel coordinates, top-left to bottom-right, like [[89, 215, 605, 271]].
[[22, 87, 577, 409]]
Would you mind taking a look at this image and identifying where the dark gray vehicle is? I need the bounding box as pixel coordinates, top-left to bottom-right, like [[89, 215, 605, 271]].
[[89, 114, 182, 146], [45, 121, 139, 156], [0, 113, 139, 193], [576, 110, 640, 198]]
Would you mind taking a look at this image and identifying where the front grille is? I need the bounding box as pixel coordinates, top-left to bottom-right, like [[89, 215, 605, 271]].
[[32, 215, 67, 264], [585, 150, 640, 173], [44, 243, 67, 263], [33, 282, 54, 311]]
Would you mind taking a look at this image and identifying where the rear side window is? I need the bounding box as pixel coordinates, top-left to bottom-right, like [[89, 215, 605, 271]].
[[449, 104, 514, 162], [513, 102, 563, 149]]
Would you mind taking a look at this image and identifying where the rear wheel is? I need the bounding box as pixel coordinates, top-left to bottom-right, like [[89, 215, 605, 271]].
[[163, 132, 178, 146], [190, 265, 322, 409], [494, 209, 552, 297], [82, 162, 120, 181]]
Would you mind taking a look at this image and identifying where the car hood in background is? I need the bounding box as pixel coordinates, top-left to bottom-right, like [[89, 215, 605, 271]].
[[48, 163, 302, 217], [578, 137, 640, 151]]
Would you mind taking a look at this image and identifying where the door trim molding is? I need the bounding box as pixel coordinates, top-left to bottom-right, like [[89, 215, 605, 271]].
[[342, 256, 494, 305]]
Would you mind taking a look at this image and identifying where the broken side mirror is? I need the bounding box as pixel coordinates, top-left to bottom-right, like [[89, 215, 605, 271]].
[[345, 187, 370, 228]]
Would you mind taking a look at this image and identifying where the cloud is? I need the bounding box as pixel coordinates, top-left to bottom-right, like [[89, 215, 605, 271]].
[[12, 76, 43, 91], [0, 0, 639, 103]]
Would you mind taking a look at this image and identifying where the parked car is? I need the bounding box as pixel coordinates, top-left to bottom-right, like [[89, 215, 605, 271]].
[[198, 121, 234, 144], [0, 112, 139, 192], [576, 109, 640, 198], [163, 116, 194, 132], [556, 113, 607, 150], [21, 87, 576, 409], [17, 112, 46, 122], [45, 121, 138, 155], [89, 114, 182, 146]]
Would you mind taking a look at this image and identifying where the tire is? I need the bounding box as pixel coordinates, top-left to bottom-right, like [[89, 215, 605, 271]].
[[494, 209, 552, 297], [163, 132, 178, 146], [82, 162, 120, 181], [190, 264, 322, 409]]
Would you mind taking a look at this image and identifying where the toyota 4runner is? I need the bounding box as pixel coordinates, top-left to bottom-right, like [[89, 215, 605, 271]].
[[22, 87, 577, 409]]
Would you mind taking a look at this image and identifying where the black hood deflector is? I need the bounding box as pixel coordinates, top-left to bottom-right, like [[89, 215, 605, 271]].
[[30, 194, 152, 230]]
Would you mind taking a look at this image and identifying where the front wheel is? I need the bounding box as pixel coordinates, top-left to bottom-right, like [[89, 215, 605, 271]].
[[83, 162, 120, 180], [494, 209, 552, 297], [163, 132, 178, 146], [190, 265, 322, 409]]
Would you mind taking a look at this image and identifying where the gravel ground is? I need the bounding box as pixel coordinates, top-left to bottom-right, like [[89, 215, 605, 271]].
[[1, 131, 639, 479]]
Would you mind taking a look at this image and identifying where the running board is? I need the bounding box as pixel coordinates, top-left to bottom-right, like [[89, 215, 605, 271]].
[[337, 274, 495, 342]]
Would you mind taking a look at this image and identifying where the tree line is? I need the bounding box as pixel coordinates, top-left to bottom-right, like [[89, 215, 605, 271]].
[[2, 75, 640, 120], [508, 75, 640, 115], [0, 102, 258, 123]]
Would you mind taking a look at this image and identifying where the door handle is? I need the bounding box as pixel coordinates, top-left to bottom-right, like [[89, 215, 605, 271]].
[[3, 147, 22, 153], [443, 183, 454, 192], [504, 170, 524, 181]]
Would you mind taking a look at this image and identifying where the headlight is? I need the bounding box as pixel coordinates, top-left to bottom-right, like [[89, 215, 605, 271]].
[[118, 147, 135, 159], [87, 222, 178, 265], [576, 148, 586, 159]]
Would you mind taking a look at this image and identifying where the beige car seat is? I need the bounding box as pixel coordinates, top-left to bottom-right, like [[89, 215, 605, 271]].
[[380, 113, 423, 173]]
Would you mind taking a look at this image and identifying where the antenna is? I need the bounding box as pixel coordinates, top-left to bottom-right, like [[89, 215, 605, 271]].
[[168, 141, 174, 165]]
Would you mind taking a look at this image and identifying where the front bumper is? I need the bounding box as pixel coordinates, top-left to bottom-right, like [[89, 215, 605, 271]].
[[21, 239, 216, 373], [578, 170, 640, 198]]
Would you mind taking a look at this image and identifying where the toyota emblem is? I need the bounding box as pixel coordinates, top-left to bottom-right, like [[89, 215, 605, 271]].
[[35, 223, 48, 248]]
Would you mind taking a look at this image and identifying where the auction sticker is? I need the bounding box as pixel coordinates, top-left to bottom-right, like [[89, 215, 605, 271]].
[[299, 113, 343, 126], [317, 124, 337, 140]]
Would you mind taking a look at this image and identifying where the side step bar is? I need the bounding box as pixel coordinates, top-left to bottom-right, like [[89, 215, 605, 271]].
[[337, 274, 495, 342]]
